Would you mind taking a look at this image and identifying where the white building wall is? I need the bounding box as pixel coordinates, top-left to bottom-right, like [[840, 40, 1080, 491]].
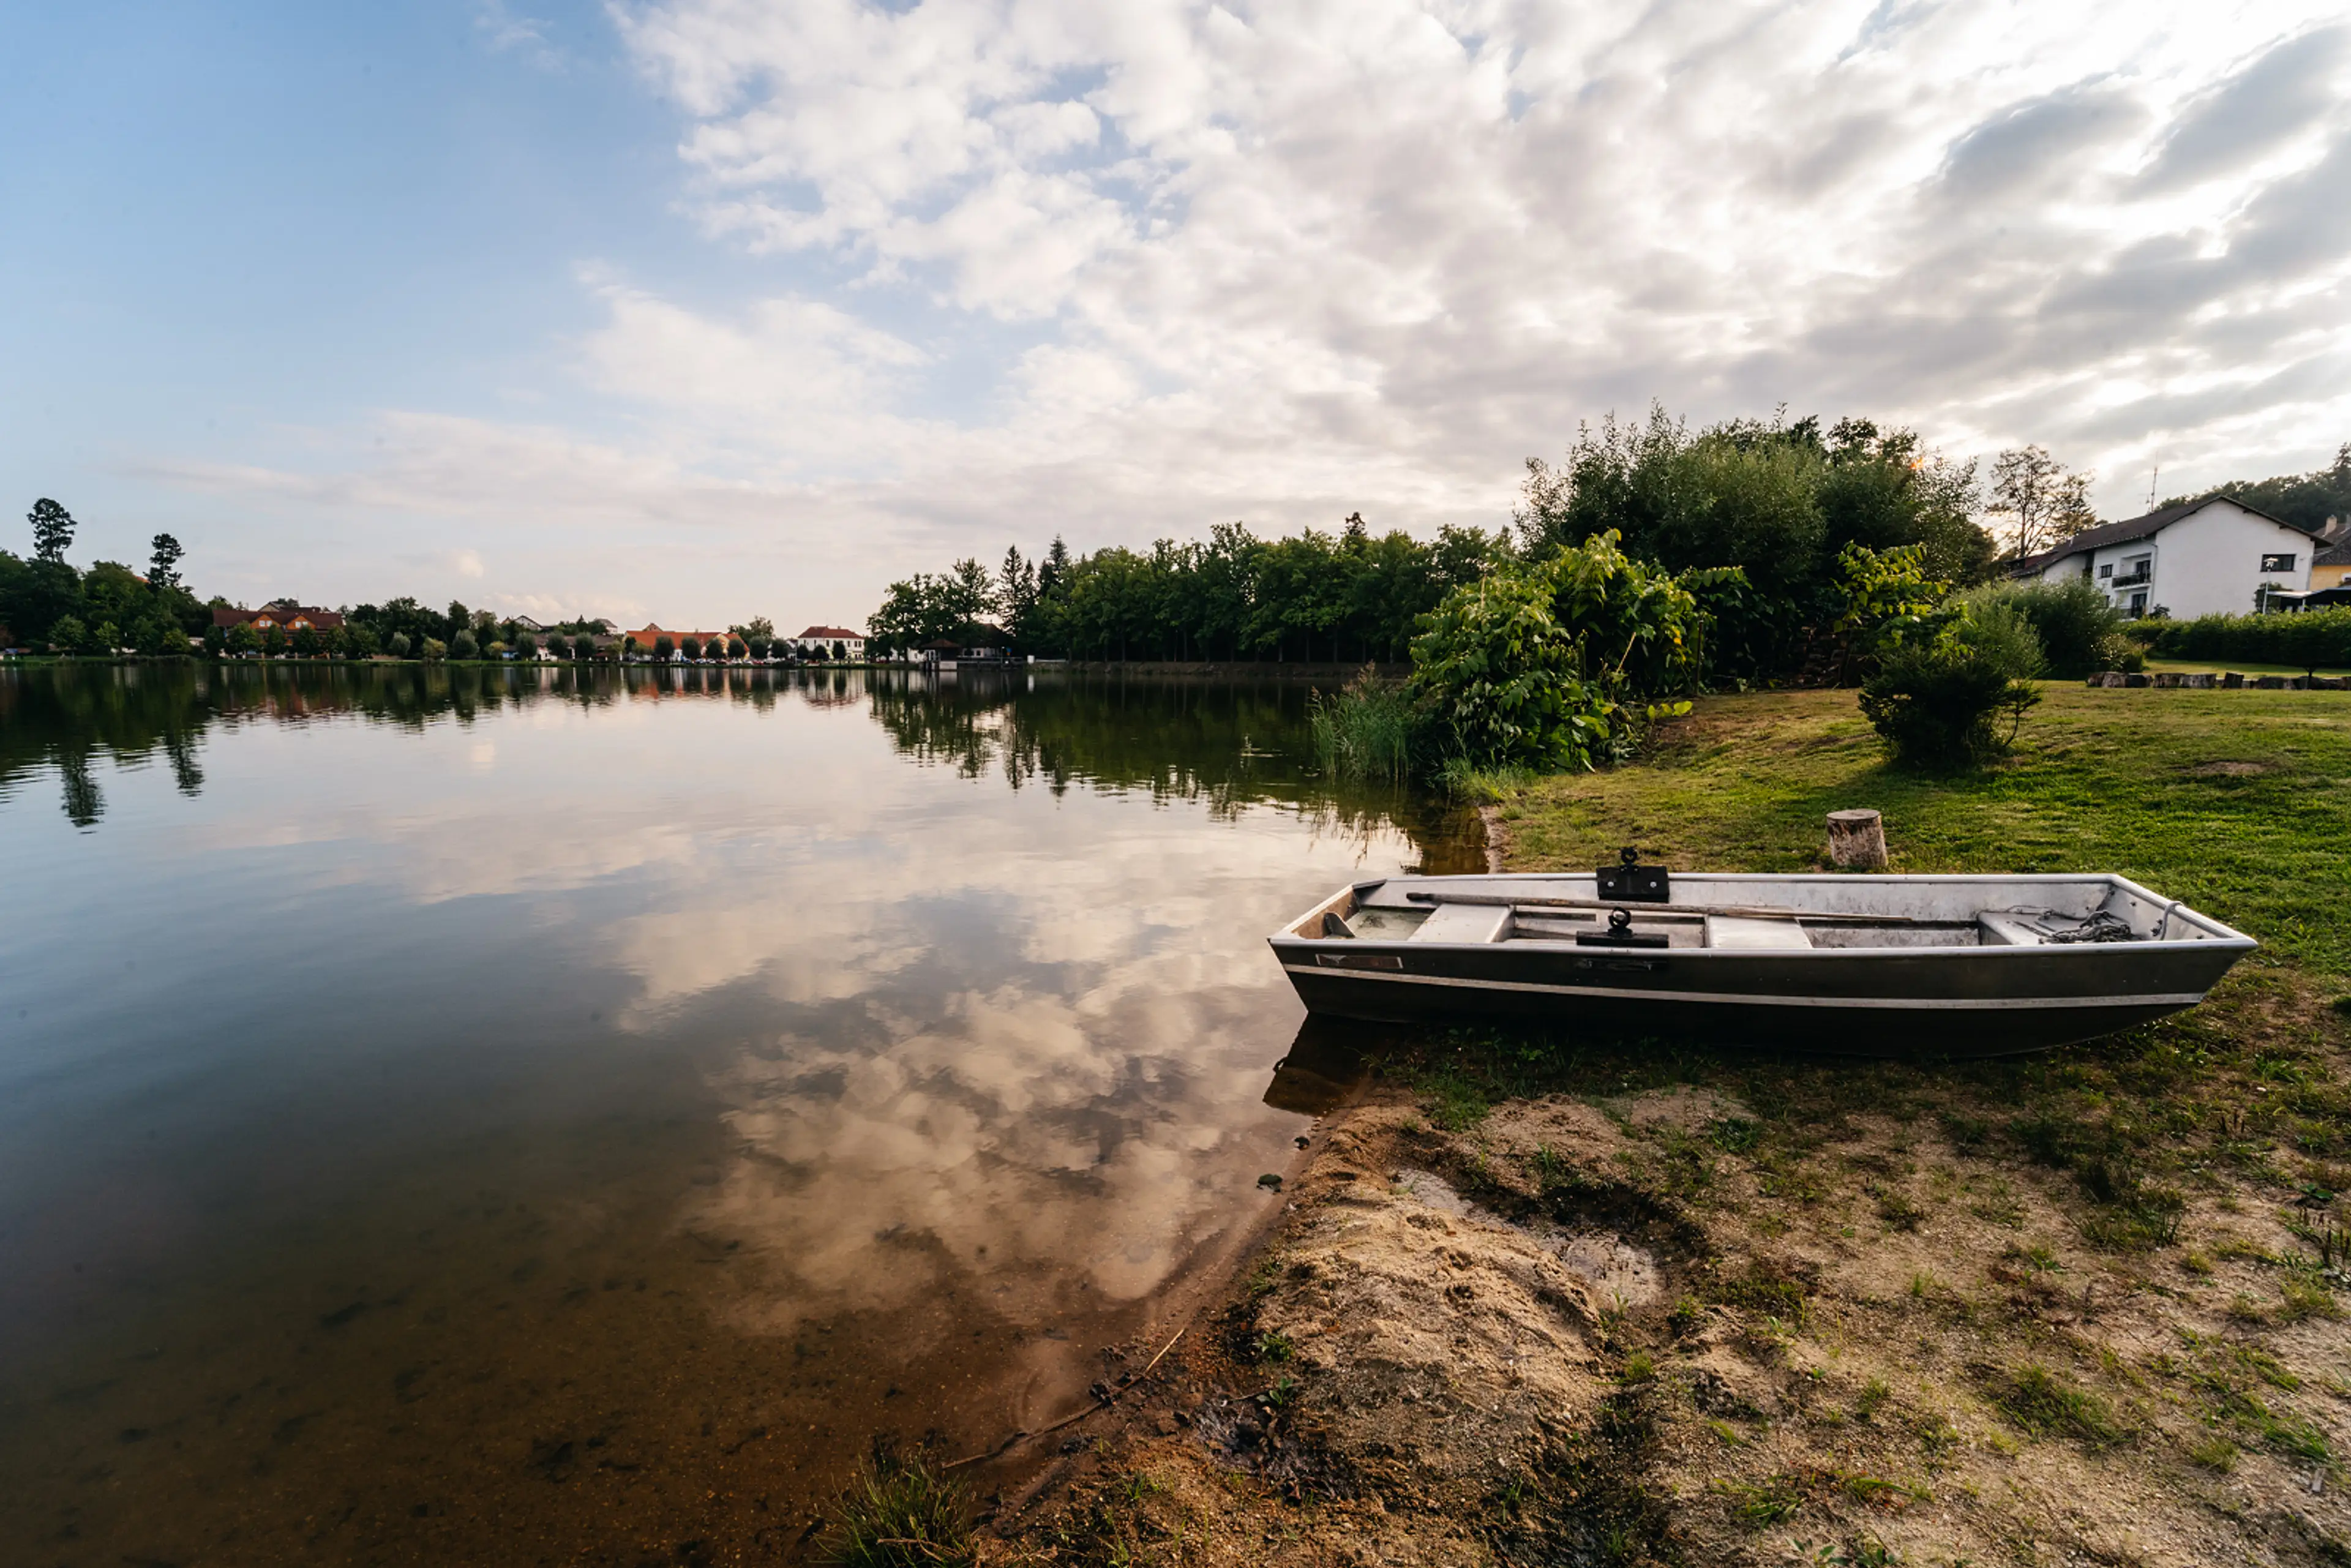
[[2031, 500, 2313, 619]]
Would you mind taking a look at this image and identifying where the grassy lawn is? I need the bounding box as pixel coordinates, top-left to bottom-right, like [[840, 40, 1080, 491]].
[[1492, 684, 2351, 978]]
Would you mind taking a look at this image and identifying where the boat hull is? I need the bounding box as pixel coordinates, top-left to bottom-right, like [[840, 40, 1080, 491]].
[[1269, 873, 2255, 1056]]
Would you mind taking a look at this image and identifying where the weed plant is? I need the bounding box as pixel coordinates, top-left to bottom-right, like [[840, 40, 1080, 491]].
[[820, 1456, 977, 1568]]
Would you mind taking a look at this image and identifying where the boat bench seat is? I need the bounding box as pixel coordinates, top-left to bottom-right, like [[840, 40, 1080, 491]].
[[1409, 904, 1513, 943], [1704, 915, 1813, 950], [1976, 913, 2049, 947]]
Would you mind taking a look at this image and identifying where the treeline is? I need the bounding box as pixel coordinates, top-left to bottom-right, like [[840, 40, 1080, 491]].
[[868, 409, 2003, 678], [0, 501, 205, 655], [2159, 442, 2351, 534], [869, 518, 1506, 663], [1, 498, 831, 664]]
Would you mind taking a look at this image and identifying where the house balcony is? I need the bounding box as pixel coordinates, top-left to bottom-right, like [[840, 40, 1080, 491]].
[[2109, 570, 2151, 588]]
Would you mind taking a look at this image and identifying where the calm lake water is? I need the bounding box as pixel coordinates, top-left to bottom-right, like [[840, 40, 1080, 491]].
[[0, 661, 1475, 1564]]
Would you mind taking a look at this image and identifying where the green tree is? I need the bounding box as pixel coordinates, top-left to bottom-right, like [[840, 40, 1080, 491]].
[[50, 613, 88, 653], [728, 636, 748, 659], [226, 621, 261, 656], [1988, 445, 2098, 561], [512, 632, 538, 659], [28, 498, 74, 563], [654, 634, 674, 661], [388, 630, 411, 658], [148, 533, 184, 591], [261, 625, 287, 657], [420, 636, 448, 661], [449, 629, 478, 660], [290, 626, 321, 658], [203, 623, 227, 657], [544, 632, 569, 659], [680, 635, 702, 661]]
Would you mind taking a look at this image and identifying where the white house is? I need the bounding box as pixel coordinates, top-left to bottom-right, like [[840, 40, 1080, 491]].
[[790, 625, 868, 659], [2014, 497, 2319, 619]]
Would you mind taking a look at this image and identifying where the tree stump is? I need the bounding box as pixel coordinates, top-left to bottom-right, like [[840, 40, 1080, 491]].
[[1827, 809, 1888, 870]]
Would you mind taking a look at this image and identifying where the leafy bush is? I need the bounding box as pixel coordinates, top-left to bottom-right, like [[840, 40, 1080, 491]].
[[1408, 531, 1704, 771], [1960, 577, 2128, 678], [388, 631, 411, 658], [1408, 553, 1618, 771], [1858, 604, 2044, 770], [449, 629, 479, 660]]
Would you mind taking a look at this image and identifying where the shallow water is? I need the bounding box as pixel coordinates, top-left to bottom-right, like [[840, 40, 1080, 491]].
[[0, 661, 1472, 1564]]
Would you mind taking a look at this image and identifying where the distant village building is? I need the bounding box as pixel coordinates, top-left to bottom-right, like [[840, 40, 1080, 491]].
[[790, 625, 867, 658], [2012, 497, 2320, 619], [618, 623, 733, 659], [917, 624, 1015, 667], [2309, 523, 2350, 591], [212, 604, 345, 634]]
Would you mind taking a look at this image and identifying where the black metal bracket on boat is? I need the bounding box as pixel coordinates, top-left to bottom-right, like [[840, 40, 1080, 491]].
[[1575, 906, 1670, 949], [1596, 846, 1670, 904]]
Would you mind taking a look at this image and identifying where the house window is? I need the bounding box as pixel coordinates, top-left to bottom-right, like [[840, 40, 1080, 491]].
[[2098, 563, 2113, 579], [2129, 591, 2148, 615], [2260, 552, 2296, 572]]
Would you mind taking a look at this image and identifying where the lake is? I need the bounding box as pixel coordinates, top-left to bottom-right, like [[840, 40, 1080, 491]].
[[0, 661, 1475, 1564]]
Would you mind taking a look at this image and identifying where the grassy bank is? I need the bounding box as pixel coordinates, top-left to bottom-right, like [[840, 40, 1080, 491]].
[[1491, 685, 2351, 976], [980, 686, 2351, 1567]]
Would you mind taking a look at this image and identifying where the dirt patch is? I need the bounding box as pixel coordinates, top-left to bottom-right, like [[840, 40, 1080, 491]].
[[2188, 760, 2271, 777], [987, 992, 2351, 1567]]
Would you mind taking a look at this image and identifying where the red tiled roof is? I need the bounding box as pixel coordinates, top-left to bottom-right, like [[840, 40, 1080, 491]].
[[212, 606, 345, 631], [797, 626, 863, 639]]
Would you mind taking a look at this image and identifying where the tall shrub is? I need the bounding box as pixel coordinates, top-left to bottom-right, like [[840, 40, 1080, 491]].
[[1859, 604, 2045, 770], [1408, 531, 1704, 772], [1959, 577, 2127, 678]]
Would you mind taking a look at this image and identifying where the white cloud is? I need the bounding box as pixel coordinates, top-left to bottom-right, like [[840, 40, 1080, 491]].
[[152, 1, 2351, 626]]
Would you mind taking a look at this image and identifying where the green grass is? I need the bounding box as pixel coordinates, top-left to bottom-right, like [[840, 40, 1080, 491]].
[[1498, 686, 2351, 976], [820, 1456, 977, 1568], [1989, 1364, 2129, 1449]]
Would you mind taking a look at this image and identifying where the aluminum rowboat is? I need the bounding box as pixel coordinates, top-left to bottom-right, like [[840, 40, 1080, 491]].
[[1269, 872, 2255, 1056]]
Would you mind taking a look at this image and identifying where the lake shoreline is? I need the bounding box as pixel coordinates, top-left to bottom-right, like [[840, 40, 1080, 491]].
[[980, 688, 2351, 1566]]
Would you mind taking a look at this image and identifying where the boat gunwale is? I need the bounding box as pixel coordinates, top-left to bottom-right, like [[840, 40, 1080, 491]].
[[1274, 871, 2257, 957]]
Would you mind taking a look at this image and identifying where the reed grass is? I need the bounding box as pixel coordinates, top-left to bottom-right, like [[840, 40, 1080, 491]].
[[1307, 672, 1419, 784]]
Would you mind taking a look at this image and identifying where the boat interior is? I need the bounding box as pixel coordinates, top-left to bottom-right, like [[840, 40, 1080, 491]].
[[1286, 873, 2241, 953]]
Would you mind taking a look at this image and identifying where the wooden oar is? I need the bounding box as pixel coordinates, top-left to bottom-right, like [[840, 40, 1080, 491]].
[[1401, 890, 1963, 927]]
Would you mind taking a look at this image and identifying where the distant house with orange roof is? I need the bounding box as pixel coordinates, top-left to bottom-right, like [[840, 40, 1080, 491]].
[[213, 604, 345, 634], [618, 623, 735, 659]]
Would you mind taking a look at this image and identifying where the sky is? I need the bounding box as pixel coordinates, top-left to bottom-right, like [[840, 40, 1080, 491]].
[[3, 0, 2348, 631]]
